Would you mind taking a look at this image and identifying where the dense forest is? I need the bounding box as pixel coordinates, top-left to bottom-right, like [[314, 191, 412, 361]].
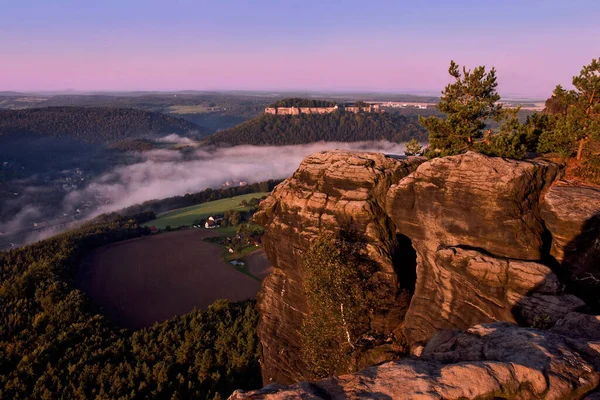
[[0, 213, 261, 399], [107, 138, 156, 152], [206, 111, 427, 146], [0, 107, 205, 144]]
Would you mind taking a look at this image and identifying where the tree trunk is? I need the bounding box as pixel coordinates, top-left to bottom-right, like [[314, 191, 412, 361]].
[[340, 303, 354, 349], [577, 138, 586, 161]]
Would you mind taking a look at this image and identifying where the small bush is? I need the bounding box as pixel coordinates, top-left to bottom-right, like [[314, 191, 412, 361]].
[[575, 153, 600, 184], [475, 132, 527, 159]]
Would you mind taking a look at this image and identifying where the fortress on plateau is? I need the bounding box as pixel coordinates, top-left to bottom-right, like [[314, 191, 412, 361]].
[[264, 103, 382, 115]]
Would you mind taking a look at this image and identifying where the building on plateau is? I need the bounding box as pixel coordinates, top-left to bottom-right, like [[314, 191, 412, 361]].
[[264, 104, 382, 115]]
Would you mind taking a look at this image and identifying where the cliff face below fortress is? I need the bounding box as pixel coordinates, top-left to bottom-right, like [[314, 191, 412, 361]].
[[248, 150, 600, 398]]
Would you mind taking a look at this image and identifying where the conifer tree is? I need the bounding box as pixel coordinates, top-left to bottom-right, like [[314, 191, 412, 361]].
[[420, 60, 502, 156], [572, 58, 600, 160], [538, 58, 600, 160]]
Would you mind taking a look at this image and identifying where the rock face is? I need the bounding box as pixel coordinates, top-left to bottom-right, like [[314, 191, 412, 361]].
[[541, 185, 600, 309], [251, 150, 600, 394], [387, 152, 561, 260], [253, 151, 423, 384], [230, 318, 600, 400], [386, 152, 567, 346]]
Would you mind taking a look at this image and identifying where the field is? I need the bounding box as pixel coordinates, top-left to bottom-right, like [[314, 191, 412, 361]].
[[167, 105, 210, 114], [143, 192, 270, 230], [77, 229, 269, 330]]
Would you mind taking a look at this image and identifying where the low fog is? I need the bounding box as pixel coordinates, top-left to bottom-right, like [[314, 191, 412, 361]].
[[70, 139, 409, 216], [1, 138, 413, 247]]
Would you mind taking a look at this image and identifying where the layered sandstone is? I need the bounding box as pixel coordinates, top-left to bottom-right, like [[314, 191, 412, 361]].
[[231, 317, 600, 400], [541, 185, 600, 308], [386, 152, 569, 346], [253, 151, 423, 384], [251, 150, 600, 393]]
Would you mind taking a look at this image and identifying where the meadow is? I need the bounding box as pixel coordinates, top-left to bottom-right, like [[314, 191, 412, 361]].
[[143, 192, 269, 229]]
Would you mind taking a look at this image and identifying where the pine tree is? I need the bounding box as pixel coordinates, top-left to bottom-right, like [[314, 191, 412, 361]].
[[572, 58, 600, 160], [538, 58, 600, 161], [419, 60, 502, 156], [404, 138, 423, 156]]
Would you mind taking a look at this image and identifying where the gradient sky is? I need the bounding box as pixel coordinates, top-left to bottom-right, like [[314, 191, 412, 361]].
[[1, 0, 599, 97]]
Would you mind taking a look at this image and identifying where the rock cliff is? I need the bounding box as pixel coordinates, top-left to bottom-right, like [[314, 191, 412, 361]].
[[248, 150, 600, 397], [386, 152, 582, 347], [253, 151, 423, 384]]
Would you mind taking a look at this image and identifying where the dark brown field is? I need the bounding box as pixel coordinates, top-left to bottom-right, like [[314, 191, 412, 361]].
[[77, 229, 266, 330]]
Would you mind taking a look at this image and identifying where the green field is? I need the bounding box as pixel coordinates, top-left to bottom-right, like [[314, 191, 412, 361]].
[[142, 192, 270, 230], [167, 105, 211, 114]]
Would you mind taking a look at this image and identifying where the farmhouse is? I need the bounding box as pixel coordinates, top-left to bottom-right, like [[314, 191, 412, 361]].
[[205, 215, 224, 229]]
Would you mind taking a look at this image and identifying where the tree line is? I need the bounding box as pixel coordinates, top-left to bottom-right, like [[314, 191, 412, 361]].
[[206, 112, 428, 146], [417, 58, 600, 182], [0, 212, 261, 399]]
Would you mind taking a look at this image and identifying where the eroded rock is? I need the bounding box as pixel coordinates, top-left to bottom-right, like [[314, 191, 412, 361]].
[[402, 246, 583, 346], [253, 151, 423, 384], [541, 185, 600, 308], [230, 322, 600, 400], [387, 151, 561, 260], [386, 152, 563, 346]]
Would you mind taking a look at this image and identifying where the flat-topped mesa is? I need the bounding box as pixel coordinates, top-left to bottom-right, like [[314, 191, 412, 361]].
[[264, 104, 382, 115], [253, 150, 424, 385], [385, 152, 583, 347]]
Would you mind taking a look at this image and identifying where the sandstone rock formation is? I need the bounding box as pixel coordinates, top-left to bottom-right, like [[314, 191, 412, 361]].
[[252, 149, 600, 392], [230, 319, 600, 399], [386, 152, 568, 347], [541, 185, 600, 309], [253, 151, 423, 384]]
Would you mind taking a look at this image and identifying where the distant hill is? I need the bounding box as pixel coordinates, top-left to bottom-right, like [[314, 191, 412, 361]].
[[0, 107, 206, 144], [206, 110, 428, 146]]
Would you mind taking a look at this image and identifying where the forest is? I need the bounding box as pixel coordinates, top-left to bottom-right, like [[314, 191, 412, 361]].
[[0, 212, 261, 399], [206, 111, 428, 146], [0, 107, 205, 144]]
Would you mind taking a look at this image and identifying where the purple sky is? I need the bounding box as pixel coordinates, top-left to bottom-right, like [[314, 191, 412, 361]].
[[1, 0, 599, 97]]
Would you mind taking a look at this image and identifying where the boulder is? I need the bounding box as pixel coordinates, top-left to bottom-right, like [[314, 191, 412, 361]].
[[403, 246, 583, 346], [253, 151, 423, 384], [386, 152, 563, 346], [387, 152, 561, 260], [541, 185, 600, 308], [230, 322, 600, 400]]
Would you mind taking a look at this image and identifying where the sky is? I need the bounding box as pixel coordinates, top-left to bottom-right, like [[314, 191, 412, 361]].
[[1, 0, 599, 97]]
